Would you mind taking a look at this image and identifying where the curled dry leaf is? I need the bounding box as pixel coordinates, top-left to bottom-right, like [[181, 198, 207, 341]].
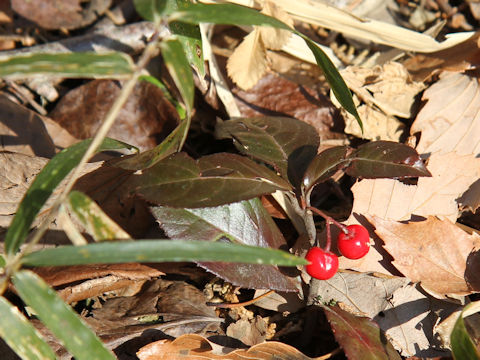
[[137, 333, 315, 360], [372, 216, 480, 297], [351, 152, 480, 222], [259, 0, 293, 50]]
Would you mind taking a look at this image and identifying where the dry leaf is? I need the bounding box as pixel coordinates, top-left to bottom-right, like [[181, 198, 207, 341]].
[[350, 152, 480, 222], [137, 333, 315, 360], [227, 30, 268, 90], [411, 72, 480, 156], [372, 216, 480, 297], [226, 316, 269, 345], [259, 0, 293, 50]]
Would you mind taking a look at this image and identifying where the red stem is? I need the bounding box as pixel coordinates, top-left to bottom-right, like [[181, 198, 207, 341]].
[[307, 206, 349, 234]]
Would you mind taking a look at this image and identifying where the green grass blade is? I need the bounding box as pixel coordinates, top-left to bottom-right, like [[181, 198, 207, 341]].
[[13, 271, 115, 360], [0, 297, 56, 360], [22, 240, 308, 267], [451, 301, 480, 360], [5, 138, 136, 254], [0, 53, 134, 79]]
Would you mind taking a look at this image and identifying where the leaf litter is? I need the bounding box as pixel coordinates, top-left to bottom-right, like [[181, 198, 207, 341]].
[[3, 0, 480, 359]]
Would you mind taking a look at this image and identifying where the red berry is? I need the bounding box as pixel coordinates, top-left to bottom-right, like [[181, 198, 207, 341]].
[[305, 247, 339, 280], [337, 224, 370, 259]]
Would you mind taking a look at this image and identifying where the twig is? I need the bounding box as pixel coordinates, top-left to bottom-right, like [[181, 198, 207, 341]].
[[206, 290, 275, 308]]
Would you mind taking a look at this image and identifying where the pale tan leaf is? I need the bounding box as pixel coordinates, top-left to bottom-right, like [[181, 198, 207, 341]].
[[411, 72, 480, 156], [259, 0, 293, 50], [372, 216, 480, 296], [351, 152, 480, 222], [227, 30, 268, 90], [137, 333, 316, 360]]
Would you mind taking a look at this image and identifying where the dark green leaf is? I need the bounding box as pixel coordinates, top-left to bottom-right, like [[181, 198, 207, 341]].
[[300, 36, 362, 130], [451, 301, 480, 360], [133, 152, 292, 208], [302, 146, 350, 195], [5, 138, 136, 254], [151, 198, 296, 291], [170, 3, 361, 127], [67, 191, 130, 241], [13, 270, 115, 360], [323, 305, 401, 360], [161, 38, 194, 116], [216, 117, 319, 187], [346, 141, 431, 179], [0, 53, 134, 79], [0, 297, 56, 360], [22, 240, 307, 267], [113, 120, 189, 170]]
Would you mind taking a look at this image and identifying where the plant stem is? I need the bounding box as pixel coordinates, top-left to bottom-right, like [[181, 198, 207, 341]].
[[307, 206, 348, 234]]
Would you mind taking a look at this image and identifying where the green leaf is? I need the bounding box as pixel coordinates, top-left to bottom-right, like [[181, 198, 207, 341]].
[[451, 301, 480, 360], [216, 117, 319, 187], [170, 3, 361, 128], [67, 191, 130, 241], [345, 141, 431, 179], [161, 38, 194, 116], [0, 297, 56, 360], [133, 0, 169, 22], [5, 138, 136, 255], [13, 270, 115, 360], [151, 198, 297, 290], [0, 52, 134, 79], [323, 305, 401, 360], [22, 240, 308, 267], [133, 152, 292, 208]]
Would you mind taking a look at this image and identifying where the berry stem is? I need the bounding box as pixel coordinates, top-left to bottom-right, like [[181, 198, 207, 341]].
[[325, 219, 332, 252], [307, 206, 349, 234]]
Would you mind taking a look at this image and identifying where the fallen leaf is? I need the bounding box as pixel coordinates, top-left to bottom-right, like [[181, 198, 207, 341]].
[[11, 0, 111, 30], [232, 73, 345, 140], [49, 79, 179, 151], [373, 216, 480, 297], [411, 72, 480, 156], [350, 152, 480, 222], [259, 1, 293, 50], [253, 289, 304, 313], [323, 305, 401, 360], [227, 30, 268, 90], [226, 316, 269, 346], [137, 333, 316, 360], [0, 95, 77, 157]]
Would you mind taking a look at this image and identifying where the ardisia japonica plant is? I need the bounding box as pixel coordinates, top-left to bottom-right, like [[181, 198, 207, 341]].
[[0, 0, 434, 359]]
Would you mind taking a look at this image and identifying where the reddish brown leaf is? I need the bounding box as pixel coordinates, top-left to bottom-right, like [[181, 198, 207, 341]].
[[323, 305, 401, 360], [50, 79, 179, 151], [373, 216, 480, 296], [11, 0, 111, 30]]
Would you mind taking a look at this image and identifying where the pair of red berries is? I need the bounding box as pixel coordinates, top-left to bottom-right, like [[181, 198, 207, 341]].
[[305, 224, 370, 280]]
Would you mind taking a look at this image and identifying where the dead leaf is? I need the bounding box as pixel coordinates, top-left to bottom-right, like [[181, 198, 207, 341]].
[[253, 289, 304, 313], [350, 152, 480, 222], [373, 216, 480, 297], [233, 73, 345, 140], [227, 30, 268, 90], [49, 80, 179, 151], [137, 333, 316, 360], [259, 1, 293, 50], [411, 71, 480, 156], [0, 95, 78, 157], [11, 0, 111, 30], [226, 316, 269, 346]]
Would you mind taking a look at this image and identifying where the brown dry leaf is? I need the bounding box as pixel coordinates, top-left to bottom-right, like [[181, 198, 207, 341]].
[[11, 0, 111, 30], [259, 0, 293, 50], [253, 289, 304, 313], [137, 333, 316, 360], [403, 33, 480, 81], [350, 152, 480, 222], [411, 71, 480, 156], [233, 73, 345, 140], [372, 216, 480, 297], [226, 316, 269, 346], [336, 62, 424, 141], [49, 80, 179, 151], [227, 30, 268, 90], [0, 95, 78, 157]]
